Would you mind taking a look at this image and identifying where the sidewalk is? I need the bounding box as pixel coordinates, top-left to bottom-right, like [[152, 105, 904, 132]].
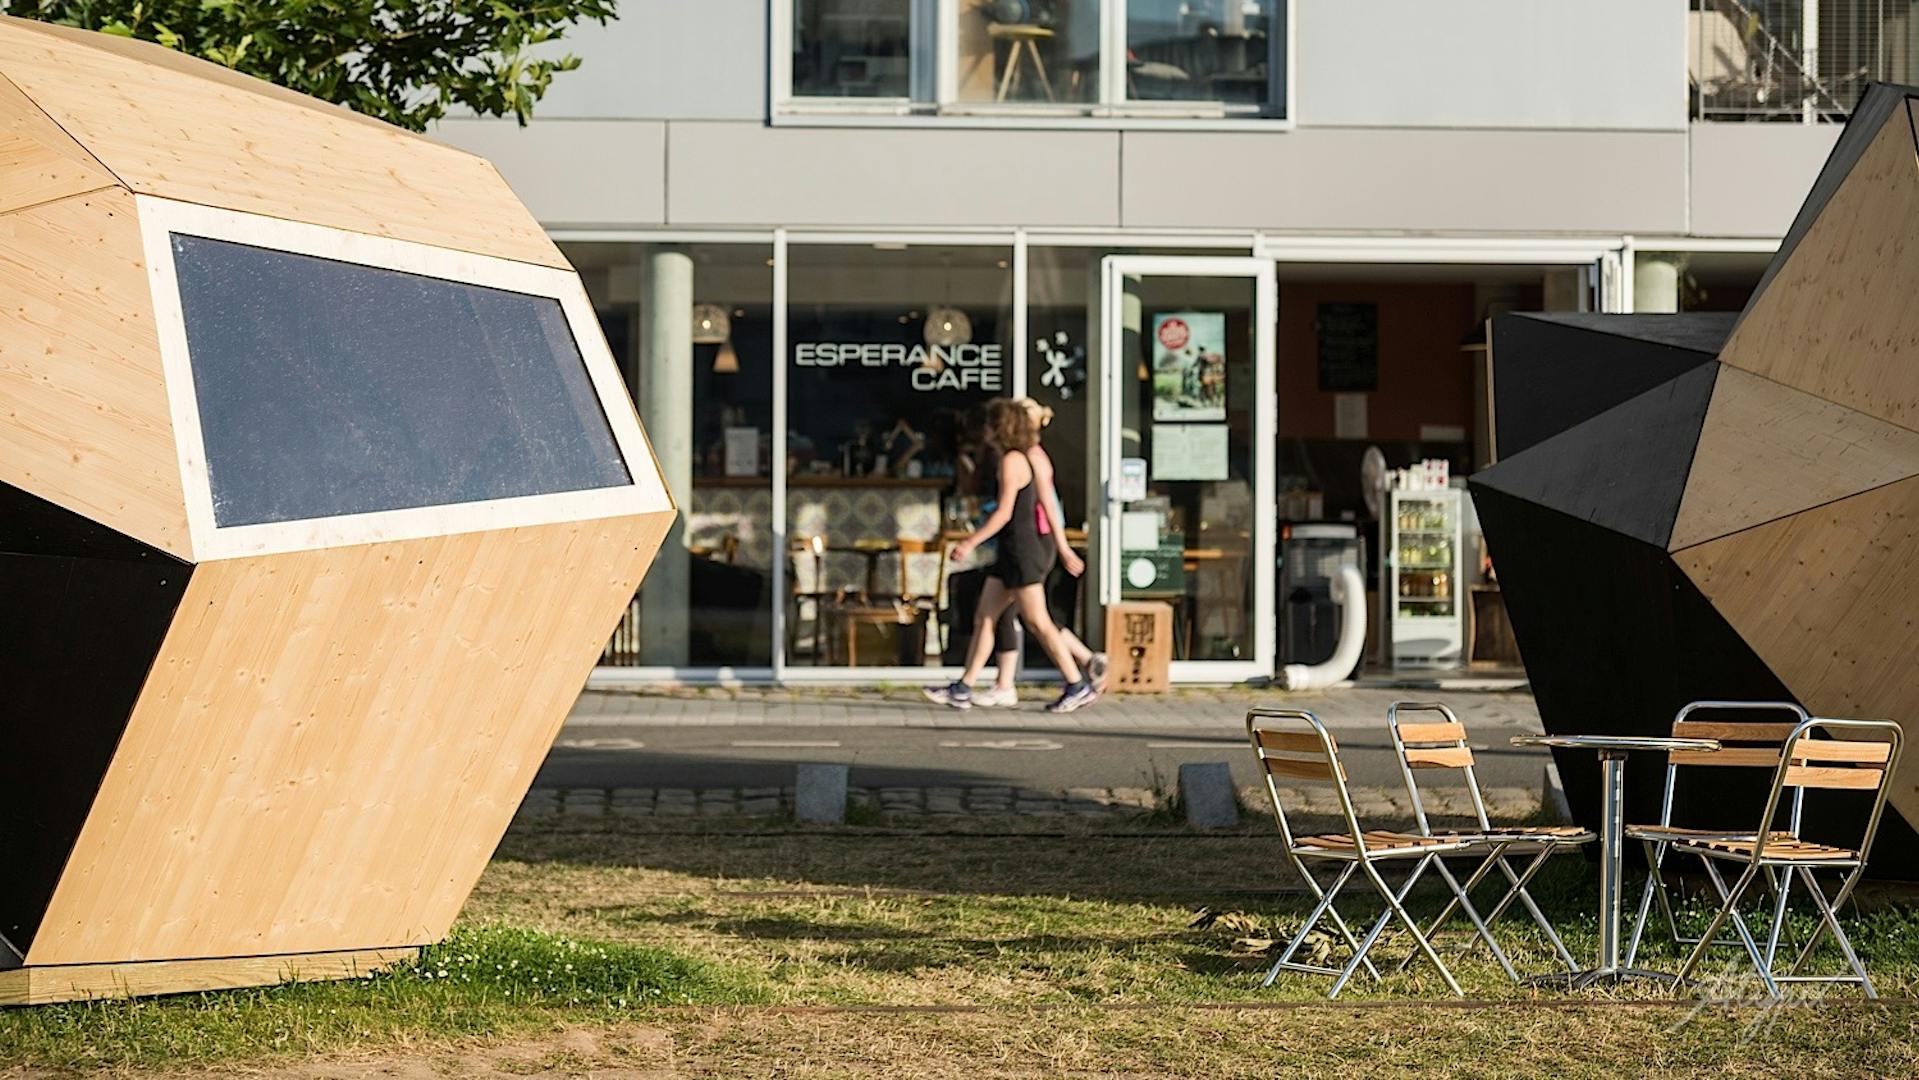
[[565, 684, 1543, 732]]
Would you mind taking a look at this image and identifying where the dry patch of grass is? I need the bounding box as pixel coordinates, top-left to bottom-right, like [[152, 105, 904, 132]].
[[5, 814, 1918, 1075]]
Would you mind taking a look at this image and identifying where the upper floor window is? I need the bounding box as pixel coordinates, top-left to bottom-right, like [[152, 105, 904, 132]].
[[1690, 0, 1919, 122], [779, 1, 1290, 122]]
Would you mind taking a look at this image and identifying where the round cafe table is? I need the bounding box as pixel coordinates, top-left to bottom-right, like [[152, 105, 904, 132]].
[[1510, 733, 1721, 987]]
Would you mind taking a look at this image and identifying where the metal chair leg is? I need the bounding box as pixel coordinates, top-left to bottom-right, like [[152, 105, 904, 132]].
[[1625, 840, 1663, 968], [1687, 860, 1778, 998], [1762, 865, 1793, 971], [1265, 863, 1355, 987], [1288, 861, 1381, 982], [1350, 858, 1463, 998], [1432, 856, 1520, 982], [1490, 848, 1579, 972], [1676, 862, 1760, 990], [1793, 865, 1876, 998], [1784, 865, 1866, 979], [1392, 849, 1500, 972]]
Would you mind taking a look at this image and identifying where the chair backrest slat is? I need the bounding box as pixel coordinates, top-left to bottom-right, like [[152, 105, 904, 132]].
[[1793, 740, 1893, 765], [1247, 708, 1368, 858], [1669, 746, 1779, 768], [1386, 701, 1490, 833], [1254, 729, 1328, 754], [1782, 764, 1885, 791], [1396, 721, 1467, 744], [1263, 756, 1345, 782], [1405, 745, 1475, 769], [1672, 720, 1798, 743]]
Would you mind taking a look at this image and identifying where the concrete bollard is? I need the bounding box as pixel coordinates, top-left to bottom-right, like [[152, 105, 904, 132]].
[[794, 763, 850, 824], [1179, 762, 1240, 829]]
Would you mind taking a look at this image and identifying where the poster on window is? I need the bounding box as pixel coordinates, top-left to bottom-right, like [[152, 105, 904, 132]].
[[1152, 423, 1229, 481], [1150, 312, 1227, 421]]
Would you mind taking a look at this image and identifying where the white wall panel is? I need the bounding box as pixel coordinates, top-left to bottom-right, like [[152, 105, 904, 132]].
[[1294, 0, 1684, 131], [432, 119, 667, 228], [1689, 122, 1840, 237]]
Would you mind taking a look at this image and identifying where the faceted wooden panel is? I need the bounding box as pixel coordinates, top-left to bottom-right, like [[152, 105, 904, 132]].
[[0, 71, 116, 215], [1719, 94, 1919, 431], [1677, 478, 1919, 839], [1670, 366, 1919, 551]]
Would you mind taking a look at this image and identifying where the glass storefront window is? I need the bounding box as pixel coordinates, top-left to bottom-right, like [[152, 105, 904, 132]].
[[568, 242, 775, 669], [1125, 1, 1279, 110], [784, 243, 1020, 667], [792, 0, 915, 99]]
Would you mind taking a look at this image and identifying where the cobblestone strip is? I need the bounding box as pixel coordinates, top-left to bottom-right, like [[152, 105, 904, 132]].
[[521, 784, 1540, 822]]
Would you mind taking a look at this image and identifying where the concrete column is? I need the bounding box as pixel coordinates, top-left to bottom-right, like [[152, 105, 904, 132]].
[[1633, 253, 1683, 314], [639, 246, 693, 666]]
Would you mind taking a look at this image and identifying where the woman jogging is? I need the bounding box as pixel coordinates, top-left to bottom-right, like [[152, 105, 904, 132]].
[[925, 399, 1097, 713]]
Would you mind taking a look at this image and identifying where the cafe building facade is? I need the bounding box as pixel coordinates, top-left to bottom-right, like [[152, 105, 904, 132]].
[[431, 1, 1894, 685]]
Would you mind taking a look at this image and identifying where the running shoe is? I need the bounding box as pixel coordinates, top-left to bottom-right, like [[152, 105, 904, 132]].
[[1085, 652, 1111, 693], [972, 686, 1019, 708], [922, 681, 973, 709], [1046, 681, 1099, 714]]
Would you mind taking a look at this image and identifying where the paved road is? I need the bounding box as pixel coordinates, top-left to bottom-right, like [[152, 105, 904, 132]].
[[536, 687, 1549, 796]]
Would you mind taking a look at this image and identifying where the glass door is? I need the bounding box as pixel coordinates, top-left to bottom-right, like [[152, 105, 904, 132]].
[[1098, 256, 1276, 681]]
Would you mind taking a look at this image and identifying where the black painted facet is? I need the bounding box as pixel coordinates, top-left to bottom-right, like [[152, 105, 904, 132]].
[[170, 234, 631, 527], [1491, 312, 1729, 459], [0, 481, 171, 562], [1475, 361, 1718, 549], [0, 538, 189, 957], [1468, 484, 1797, 844]]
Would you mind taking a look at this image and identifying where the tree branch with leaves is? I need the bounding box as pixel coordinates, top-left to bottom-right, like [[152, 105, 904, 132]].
[[7, 0, 617, 131]]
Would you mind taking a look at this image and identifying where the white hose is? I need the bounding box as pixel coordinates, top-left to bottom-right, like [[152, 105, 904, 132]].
[[1278, 564, 1366, 690]]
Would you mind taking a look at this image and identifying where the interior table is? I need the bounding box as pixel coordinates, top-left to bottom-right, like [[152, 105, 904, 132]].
[[1509, 733, 1722, 987]]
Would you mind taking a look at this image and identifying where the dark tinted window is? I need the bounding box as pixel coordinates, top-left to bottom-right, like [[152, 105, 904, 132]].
[[171, 235, 631, 527]]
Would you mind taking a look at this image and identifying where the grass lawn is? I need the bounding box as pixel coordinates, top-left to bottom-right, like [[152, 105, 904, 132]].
[[4, 813, 1918, 1077]]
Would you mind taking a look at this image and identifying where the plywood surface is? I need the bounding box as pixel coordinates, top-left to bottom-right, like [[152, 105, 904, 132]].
[[1677, 475, 1919, 837], [0, 18, 565, 269], [0, 187, 189, 557], [1670, 366, 1919, 551], [26, 511, 671, 966], [0, 70, 119, 215], [0, 947, 417, 1006], [1719, 98, 1919, 431]]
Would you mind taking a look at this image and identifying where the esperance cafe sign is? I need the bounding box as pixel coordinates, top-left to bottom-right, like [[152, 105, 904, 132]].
[[795, 341, 1005, 391]]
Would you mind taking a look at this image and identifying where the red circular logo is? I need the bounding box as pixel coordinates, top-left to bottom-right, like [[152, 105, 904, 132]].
[[1156, 318, 1190, 350]]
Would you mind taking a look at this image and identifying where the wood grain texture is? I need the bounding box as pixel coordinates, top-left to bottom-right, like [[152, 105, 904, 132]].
[[0, 70, 118, 215], [0, 947, 416, 1005], [1677, 475, 1919, 842], [0, 18, 565, 269], [1719, 98, 1919, 431], [1670, 366, 1919, 551], [0, 187, 189, 557], [25, 511, 671, 966]]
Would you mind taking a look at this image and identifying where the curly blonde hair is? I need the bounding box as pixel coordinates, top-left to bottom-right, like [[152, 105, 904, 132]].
[[988, 397, 1039, 451]]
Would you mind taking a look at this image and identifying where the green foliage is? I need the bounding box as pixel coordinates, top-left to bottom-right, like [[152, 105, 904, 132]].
[[7, 0, 616, 130]]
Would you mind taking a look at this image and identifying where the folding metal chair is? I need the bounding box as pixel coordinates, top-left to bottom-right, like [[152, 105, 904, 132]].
[[1246, 707, 1468, 998], [1668, 715, 1902, 998], [1386, 702, 1596, 979], [1624, 701, 1808, 971]]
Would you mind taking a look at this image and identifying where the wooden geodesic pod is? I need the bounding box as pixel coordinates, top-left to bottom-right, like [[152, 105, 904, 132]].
[[1472, 84, 1919, 878], [0, 17, 673, 1003]]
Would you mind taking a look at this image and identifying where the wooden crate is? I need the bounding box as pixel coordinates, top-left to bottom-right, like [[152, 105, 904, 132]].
[[1104, 601, 1173, 693]]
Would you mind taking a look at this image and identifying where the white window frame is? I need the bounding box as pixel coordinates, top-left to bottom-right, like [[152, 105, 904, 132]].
[[138, 195, 671, 563], [771, 0, 1294, 129]]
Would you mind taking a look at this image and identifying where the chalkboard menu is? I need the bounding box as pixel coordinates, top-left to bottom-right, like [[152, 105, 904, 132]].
[[1317, 302, 1379, 392]]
